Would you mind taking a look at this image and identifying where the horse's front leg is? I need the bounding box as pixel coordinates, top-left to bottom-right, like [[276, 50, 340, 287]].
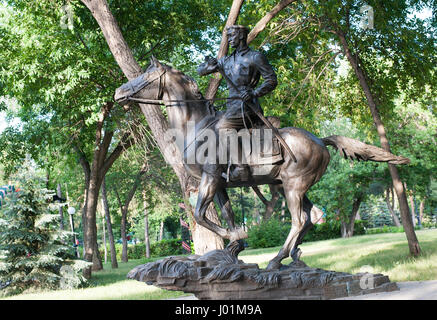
[[194, 171, 233, 240]]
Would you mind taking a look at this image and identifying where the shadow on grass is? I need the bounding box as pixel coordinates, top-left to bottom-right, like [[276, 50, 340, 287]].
[[349, 239, 437, 276]]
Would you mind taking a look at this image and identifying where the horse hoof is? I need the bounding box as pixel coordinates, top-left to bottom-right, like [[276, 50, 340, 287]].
[[290, 248, 302, 262], [229, 228, 248, 242], [266, 260, 282, 270]]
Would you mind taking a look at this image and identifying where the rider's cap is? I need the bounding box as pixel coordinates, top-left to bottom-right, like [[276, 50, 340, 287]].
[[226, 25, 249, 35]]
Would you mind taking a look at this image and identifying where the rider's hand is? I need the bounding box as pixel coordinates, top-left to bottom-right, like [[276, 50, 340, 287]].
[[240, 89, 255, 102], [205, 56, 218, 67]]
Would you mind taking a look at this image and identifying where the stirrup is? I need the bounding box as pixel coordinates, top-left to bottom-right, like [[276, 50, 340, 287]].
[[221, 161, 232, 182]]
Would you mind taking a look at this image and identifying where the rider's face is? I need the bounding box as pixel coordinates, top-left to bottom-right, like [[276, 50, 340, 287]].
[[227, 30, 240, 48]]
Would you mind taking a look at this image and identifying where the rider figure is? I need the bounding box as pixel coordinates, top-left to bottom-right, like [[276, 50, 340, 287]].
[[197, 25, 278, 181]]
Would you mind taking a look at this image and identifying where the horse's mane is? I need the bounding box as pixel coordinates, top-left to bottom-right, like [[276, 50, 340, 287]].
[[164, 64, 204, 100]]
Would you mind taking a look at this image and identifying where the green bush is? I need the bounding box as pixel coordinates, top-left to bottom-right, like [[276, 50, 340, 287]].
[[304, 221, 341, 242], [421, 222, 437, 229], [247, 219, 369, 249], [100, 239, 184, 260], [247, 219, 290, 249], [365, 224, 430, 235], [150, 239, 184, 257], [354, 220, 367, 235], [128, 243, 147, 260], [366, 225, 404, 234]]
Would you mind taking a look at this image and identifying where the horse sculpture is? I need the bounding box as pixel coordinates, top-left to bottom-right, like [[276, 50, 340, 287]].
[[114, 57, 409, 270]]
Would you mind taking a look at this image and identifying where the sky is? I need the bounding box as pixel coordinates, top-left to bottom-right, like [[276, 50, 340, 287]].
[[0, 112, 10, 133]]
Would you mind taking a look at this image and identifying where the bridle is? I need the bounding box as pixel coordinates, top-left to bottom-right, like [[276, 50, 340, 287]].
[[118, 68, 167, 105], [119, 68, 241, 107]]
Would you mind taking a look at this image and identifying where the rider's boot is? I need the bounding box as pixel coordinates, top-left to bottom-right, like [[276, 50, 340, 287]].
[[230, 165, 250, 182]]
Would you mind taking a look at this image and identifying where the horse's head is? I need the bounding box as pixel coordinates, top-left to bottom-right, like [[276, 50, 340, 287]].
[[114, 56, 166, 106]]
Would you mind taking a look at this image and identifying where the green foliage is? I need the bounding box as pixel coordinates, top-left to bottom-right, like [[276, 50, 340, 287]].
[[359, 196, 395, 228], [247, 218, 367, 249], [304, 220, 367, 242], [100, 239, 184, 261], [365, 224, 430, 235], [150, 239, 184, 257], [247, 219, 291, 249], [366, 225, 405, 234], [0, 163, 91, 296]]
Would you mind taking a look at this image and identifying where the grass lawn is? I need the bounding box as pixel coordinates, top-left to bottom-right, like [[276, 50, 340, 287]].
[[3, 228, 437, 300]]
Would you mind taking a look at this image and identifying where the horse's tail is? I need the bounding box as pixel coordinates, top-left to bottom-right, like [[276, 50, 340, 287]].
[[321, 135, 410, 165]]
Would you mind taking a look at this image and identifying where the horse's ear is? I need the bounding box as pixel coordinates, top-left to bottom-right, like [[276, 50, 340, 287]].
[[150, 55, 163, 69]]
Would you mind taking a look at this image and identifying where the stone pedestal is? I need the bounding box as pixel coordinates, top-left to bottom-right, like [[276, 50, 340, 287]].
[[127, 246, 399, 300]]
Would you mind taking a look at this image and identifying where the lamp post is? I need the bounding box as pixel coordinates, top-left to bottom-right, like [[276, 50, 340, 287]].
[[67, 206, 79, 258]]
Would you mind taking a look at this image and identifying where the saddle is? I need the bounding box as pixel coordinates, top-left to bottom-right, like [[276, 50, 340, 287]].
[[246, 118, 283, 166], [224, 116, 284, 182]]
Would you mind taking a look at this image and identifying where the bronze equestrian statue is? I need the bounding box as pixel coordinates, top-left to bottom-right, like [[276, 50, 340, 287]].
[[114, 25, 409, 270], [197, 25, 296, 181]]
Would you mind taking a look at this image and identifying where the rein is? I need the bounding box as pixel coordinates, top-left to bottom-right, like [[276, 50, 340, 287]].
[[126, 96, 242, 106], [120, 67, 242, 107]]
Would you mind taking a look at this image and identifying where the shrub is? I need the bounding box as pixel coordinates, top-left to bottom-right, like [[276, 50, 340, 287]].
[[150, 239, 184, 257], [304, 221, 341, 242], [100, 239, 184, 260], [247, 219, 290, 249], [354, 220, 367, 235], [366, 226, 405, 234], [247, 219, 369, 249]]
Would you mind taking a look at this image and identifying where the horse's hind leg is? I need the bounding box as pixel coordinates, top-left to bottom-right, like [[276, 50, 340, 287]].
[[266, 177, 322, 270], [289, 195, 324, 261]]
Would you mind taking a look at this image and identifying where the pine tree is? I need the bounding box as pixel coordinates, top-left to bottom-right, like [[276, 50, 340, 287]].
[[0, 165, 91, 297]]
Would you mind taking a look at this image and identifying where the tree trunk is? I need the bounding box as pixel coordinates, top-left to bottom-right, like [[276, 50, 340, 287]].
[[102, 217, 107, 264], [409, 194, 416, 227], [159, 220, 164, 241], [264, 186, 281, 220], [419, 199, 425, 227], [74, 104, 133, 277], [391, 186, 395, 209], [57, 183, 64, 230], [114, 166, 147, 263], [341, 195, 362, 238], [336, 29, 421, 256], [121, 208, 128, 262], [85, 170, 104, 271], [81, 0, 224, 256], [102, 178, 118, 268], [191, 205, 225, 254], [143, 191, 150, 258], [386, 188, 401, 227], [114, 186, 128, 263]]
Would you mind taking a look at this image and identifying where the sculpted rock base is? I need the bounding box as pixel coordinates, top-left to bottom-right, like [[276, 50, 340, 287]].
[[127, 244, 399, 300]]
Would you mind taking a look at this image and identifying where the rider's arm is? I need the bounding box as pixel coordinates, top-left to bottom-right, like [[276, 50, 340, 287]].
[[197, 57, 222, 76], [252, 52, 278, 98]]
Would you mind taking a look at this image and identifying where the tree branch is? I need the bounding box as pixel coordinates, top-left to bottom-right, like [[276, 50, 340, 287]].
[[247, 0, 298, 44], [101, 133, 136, 177]]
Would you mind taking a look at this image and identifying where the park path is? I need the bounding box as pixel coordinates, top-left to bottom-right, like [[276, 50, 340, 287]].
[[335, 280, 437, 300]]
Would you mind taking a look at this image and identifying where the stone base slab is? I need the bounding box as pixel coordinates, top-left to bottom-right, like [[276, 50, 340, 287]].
[[127, 248, 399, 300]]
